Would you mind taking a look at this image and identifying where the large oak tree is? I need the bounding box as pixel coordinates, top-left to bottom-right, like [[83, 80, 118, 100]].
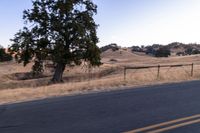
[[9, 0, 101, 83]]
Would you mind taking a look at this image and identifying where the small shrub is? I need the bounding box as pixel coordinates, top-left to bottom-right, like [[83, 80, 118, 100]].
[[0, 48, 12, 62], [110, 59, 118, 62]]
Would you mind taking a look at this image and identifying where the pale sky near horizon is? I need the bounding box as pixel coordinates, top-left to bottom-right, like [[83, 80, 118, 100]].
[[1, 0, 200, 48]]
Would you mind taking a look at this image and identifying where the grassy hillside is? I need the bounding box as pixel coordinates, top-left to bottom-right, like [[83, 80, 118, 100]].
[[1, 48, 200, 104]]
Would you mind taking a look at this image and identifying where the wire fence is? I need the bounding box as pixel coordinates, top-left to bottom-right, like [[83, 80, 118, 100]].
[[124, 63, 194, 81]]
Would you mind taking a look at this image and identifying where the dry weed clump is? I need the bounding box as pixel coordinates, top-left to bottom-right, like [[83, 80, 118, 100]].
[[0, 76, 125, 105]]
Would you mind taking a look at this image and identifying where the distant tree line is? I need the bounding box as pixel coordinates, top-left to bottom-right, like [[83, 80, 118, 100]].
[[131, 42, 200, 57], [166, 42, 200, 56], [144, 45, 171, 57], [100, 43, 119, 52], [100, 42, 200, 58]]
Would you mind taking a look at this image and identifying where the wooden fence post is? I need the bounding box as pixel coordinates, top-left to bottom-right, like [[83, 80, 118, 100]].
[[191, 63, 194, 77], [124, 67, 126, 81], [157, 65, 160, 79]]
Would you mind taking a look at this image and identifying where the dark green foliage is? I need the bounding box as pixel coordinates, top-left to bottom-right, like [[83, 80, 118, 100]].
[[185, 48, 193, 55], [100, 43, 119, 52], [144, 44, 170, 57], [0, 46, 12, 62], [143, 42, 200, 56], [192, 49, 200, 54], [167, 42, 184, 49], [155, 47, 171, 57], [185, 48, 200, 55], [176, 52, 185, 56], [131, 46, 144, 52], [9, 0, 101, 82], [145, 46, 156, 55]]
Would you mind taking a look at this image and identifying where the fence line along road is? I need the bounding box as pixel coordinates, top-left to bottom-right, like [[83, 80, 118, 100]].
[[124, 63, 194, 81]]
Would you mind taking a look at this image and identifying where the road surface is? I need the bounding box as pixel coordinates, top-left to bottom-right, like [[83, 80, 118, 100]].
[[1, 80, 200, 133]]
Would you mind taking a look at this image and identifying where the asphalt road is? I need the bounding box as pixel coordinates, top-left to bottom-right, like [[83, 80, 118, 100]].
[[1, 81, 200, 133]]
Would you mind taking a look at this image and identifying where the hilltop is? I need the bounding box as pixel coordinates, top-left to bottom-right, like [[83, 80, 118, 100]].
[[101, 42, 200, 57]]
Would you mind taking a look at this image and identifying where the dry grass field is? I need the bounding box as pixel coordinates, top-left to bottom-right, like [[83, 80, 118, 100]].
[[1, 48, 200, 105]]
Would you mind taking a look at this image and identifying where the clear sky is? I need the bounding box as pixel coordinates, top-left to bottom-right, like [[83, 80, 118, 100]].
[[1, 0, 200, 47]]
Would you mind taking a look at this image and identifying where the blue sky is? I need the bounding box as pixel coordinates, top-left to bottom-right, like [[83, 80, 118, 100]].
[[1, 0, 200, 47]]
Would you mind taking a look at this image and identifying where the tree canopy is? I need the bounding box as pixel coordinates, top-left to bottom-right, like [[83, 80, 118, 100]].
[[0, 45, 13, 62], [155, 47, 171, 57], [9, 0, 101, 82]]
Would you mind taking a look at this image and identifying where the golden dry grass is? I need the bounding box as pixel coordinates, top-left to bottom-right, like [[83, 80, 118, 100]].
[[1, 49, 200, 105]]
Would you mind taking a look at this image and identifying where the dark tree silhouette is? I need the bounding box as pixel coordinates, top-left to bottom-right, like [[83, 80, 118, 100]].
[[155, 47, 171, 57], [100, 43, 119, 52], [9, 0, 101, 83], [0, 45, 12, 62]]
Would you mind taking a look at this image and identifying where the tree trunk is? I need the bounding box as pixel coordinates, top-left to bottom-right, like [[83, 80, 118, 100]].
[[51, 63, 66, 83]]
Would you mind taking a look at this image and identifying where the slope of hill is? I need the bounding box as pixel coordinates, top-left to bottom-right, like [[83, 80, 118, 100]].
[[101, 48, 155, 64], [129, 42, 200, 56]]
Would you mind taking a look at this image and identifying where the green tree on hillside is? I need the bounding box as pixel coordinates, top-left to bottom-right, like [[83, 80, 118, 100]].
[[155, 47, 171, 57], [9, 0, 101, 83], [0, 45, 12, 62]]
